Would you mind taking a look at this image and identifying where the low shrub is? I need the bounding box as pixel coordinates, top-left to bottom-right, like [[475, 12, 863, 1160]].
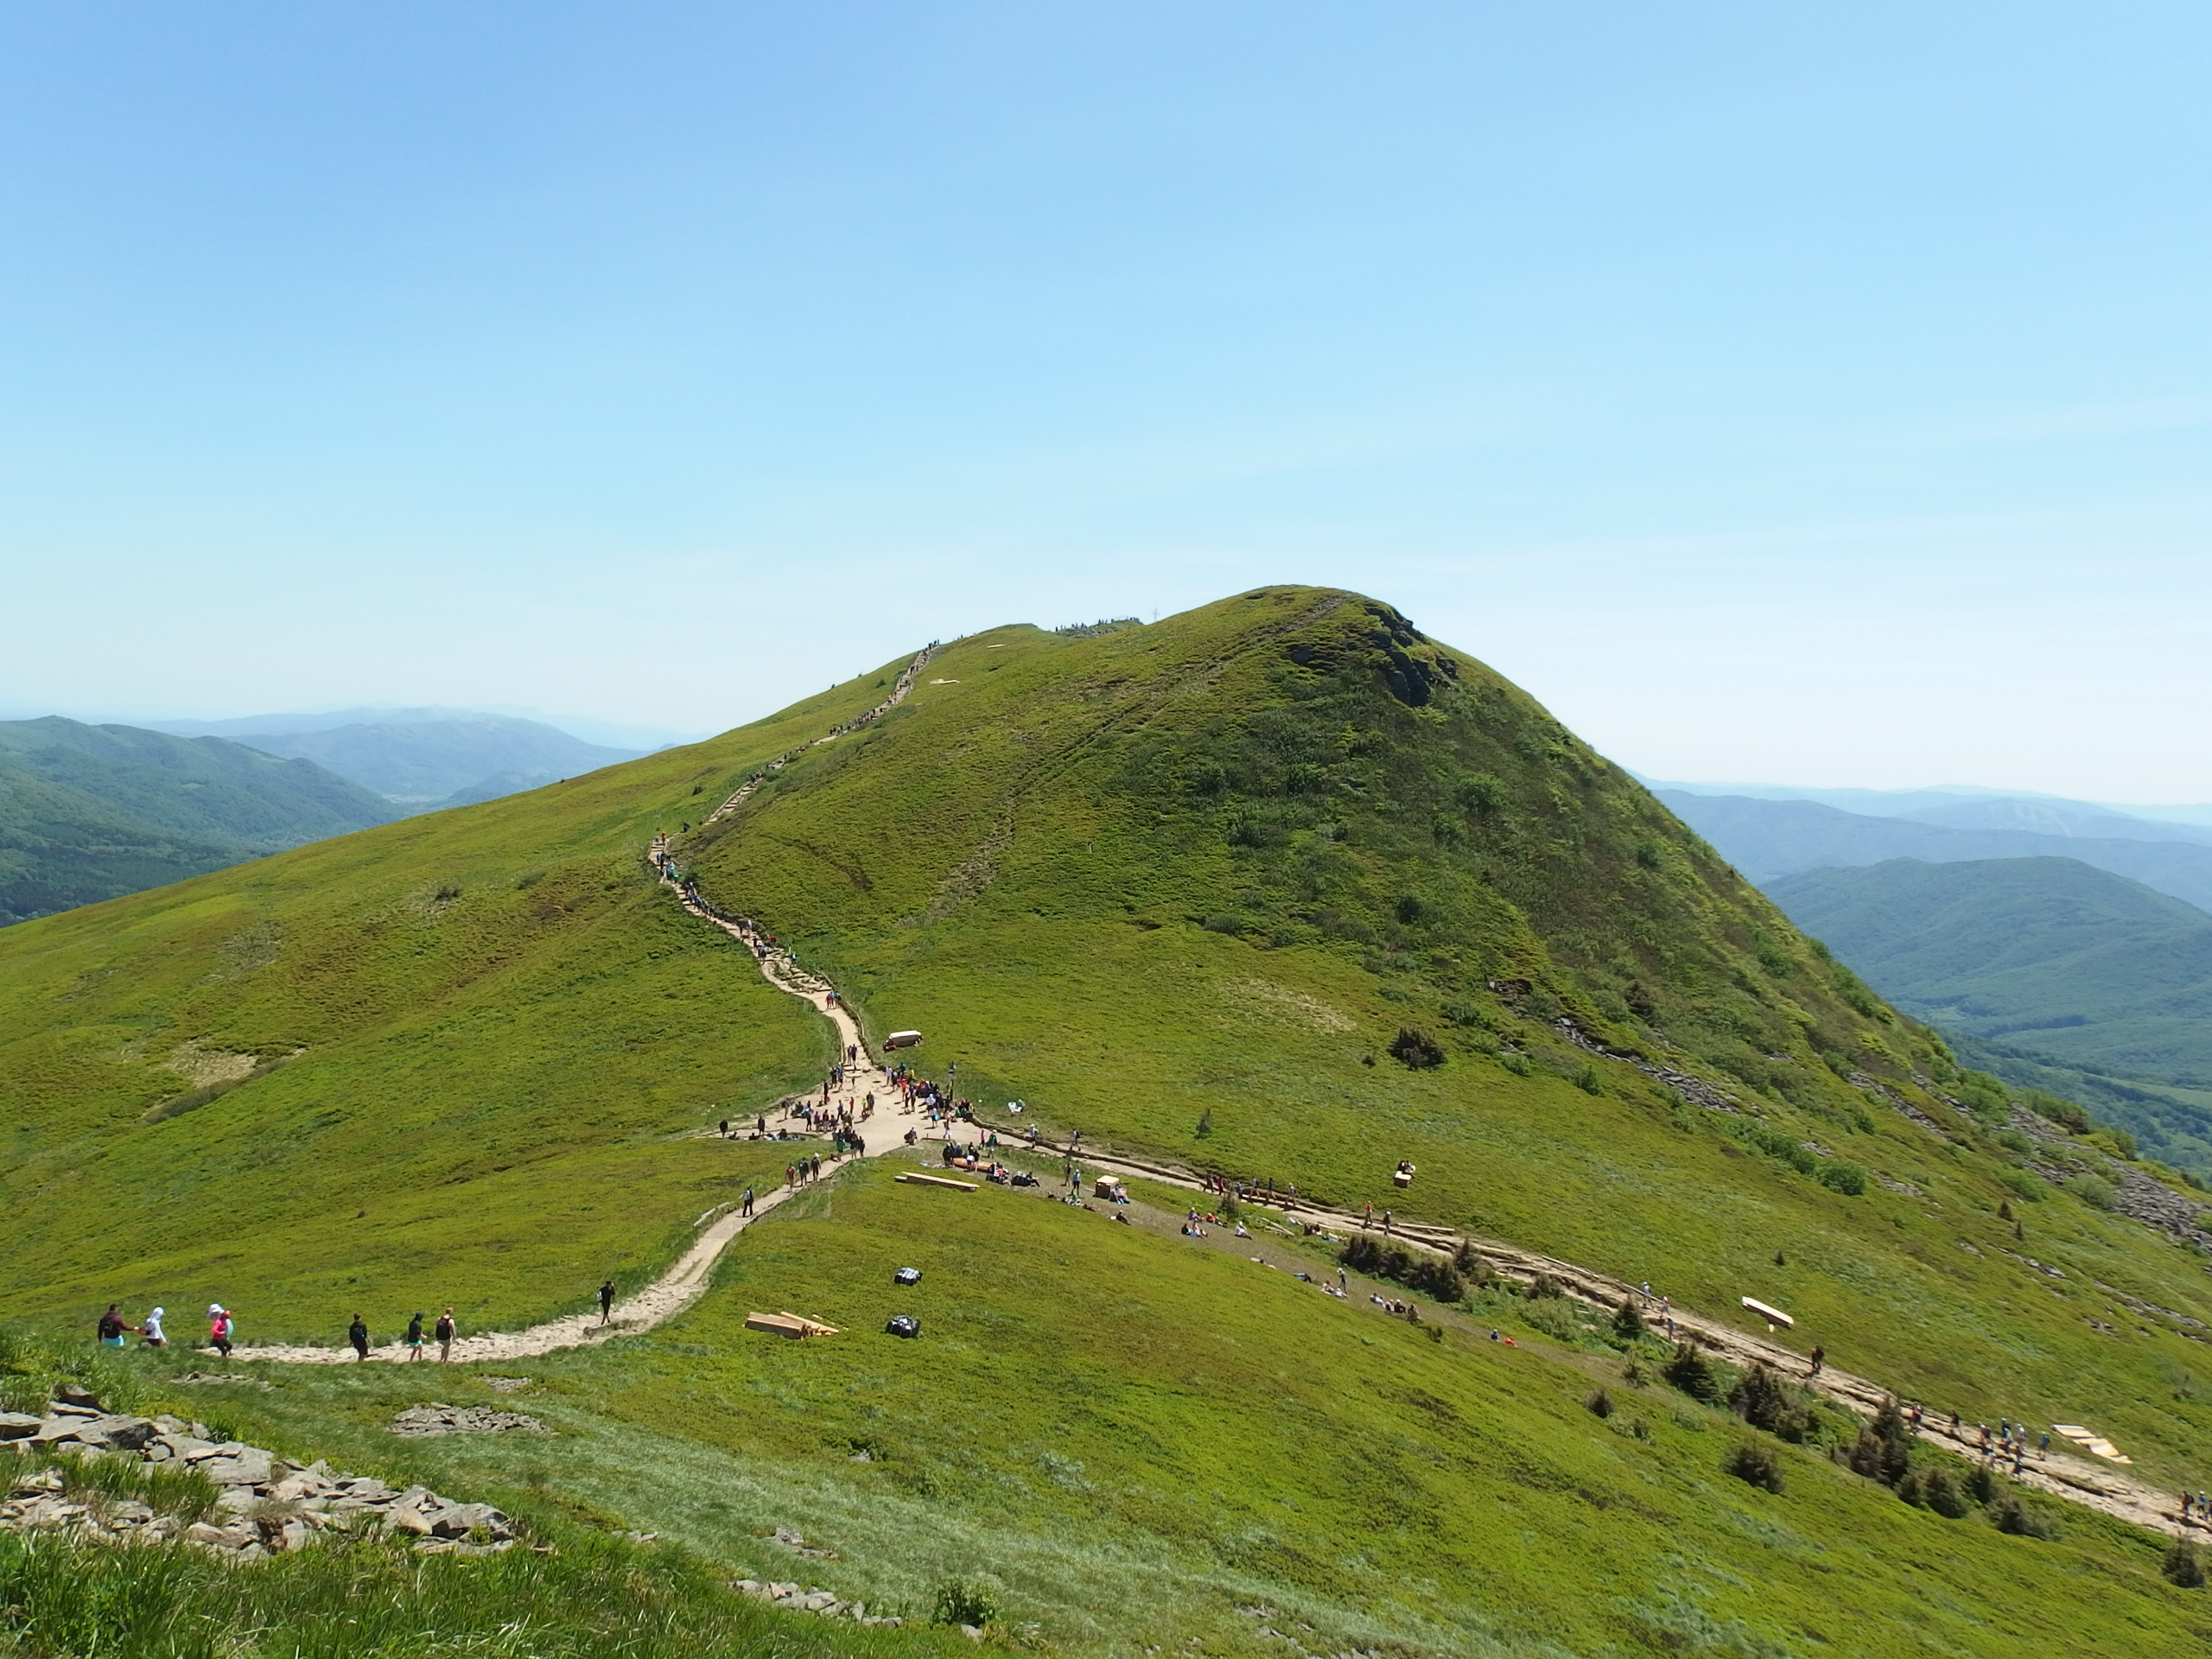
[[1611, 1299, 1646, 1343], [2070, 1174, 2117, 1211], [933, 1573, 1005, 1628], [1897, 1467, 1972, 1519], [1991, 1496, 2057, 1540], [1586, 1388, 1614, 1419], [1518, 1297, 1585, 1344], [1389, 1027, 1446, 1069], [2163, 1538, 2207, 1588], [1663, 1343, 1725, 1404], [1725, 1443, 1784, 1493], [1817, 1160, 1868, 1196]]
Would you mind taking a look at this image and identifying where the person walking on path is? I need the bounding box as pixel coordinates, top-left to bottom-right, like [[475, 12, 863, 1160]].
[[348, 1314, 371, 1362], [405, 1312, 427, 1361], [435, 1308, 456, 1363], [141, 1306, 166, 1350], [1363, 1202, 1373, 1231], [741, 1185, 755, 1217], [97, 1305, 128, 1348], [1809, 1345, 1825, 1377], [1382, 1209, 1393, 1237], [209, 1306, 234, 1357], [598, 1280, 616, 1325]]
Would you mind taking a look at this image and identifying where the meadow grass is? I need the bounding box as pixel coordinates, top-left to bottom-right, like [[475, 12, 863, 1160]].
[[110, 1155, 2211, 1659]]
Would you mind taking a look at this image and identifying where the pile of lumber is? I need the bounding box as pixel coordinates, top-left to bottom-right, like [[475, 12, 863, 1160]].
[[897, 1172, 977, 1191], [745, 1311, 842, 1339]]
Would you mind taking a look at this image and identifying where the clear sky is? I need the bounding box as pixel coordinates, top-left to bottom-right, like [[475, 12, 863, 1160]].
[[3, 4, 2208, 799]]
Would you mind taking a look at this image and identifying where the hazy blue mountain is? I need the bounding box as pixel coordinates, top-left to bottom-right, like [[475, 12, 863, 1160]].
[[1660, 789, 2212, 913], [1898, 796, 2212, 846], [1764, 855, 2212, 1174], [1645, 776, 2212, 834], [190, 714, 642, 804], [0, 718, 398, 925]]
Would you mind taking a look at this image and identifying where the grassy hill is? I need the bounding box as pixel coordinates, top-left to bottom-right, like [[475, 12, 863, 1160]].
[[1764, 856, 2212, 1176], [6, 588, 2212, 1654], [0, 717, 400, 925]]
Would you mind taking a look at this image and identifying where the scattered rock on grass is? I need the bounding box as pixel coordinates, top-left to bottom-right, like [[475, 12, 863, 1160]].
[[734, 1579, 903, 1626], [3, 1395, 518, 1566], [389, 1404, 548, 1437]]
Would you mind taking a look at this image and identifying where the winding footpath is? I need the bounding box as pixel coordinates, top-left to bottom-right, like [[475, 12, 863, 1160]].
[[229, 645, 2204, 1543]]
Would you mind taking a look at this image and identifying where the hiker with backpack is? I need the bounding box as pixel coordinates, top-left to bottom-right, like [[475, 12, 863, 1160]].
[[598, 1280, 616, 1325], [349, 1314, 371, 1361], [435, 1307, 456, 1362], [97, 1305, 129, 1348]]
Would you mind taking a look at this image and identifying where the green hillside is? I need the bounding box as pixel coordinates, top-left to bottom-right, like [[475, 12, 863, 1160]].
[[0, 717, 400, 925], [6, 589, 2212, 1654], [1767, 857, 2212, 1173]]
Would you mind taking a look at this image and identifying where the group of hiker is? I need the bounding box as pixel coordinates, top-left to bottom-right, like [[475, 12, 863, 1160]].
[[96, 1303, 226, 1354], [345, 1306, 459, 1362], [1202, 1171, 1300, 1210]]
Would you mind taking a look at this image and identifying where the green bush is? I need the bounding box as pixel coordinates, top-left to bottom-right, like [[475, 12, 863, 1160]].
[[1519, 1296, 1586, 1344], [1817, 1160, 1869, 1197], [2070, 1174, 2117, 1211], [1957, 1072, 2010, 1126], [1899, 1467, 1972, 1519], [2163, 1538, 2207, 1588], [1729, 1363, 1789, 1433], [1663, 1343, 1724, 1404], [1999, 1167, 2049, 1204], [1724, 1442, 1784, 1493], [933, 1573, 1005, 1628], [1586, 1388, 1614, 1419], [1389, 1027, 1446, 1069], [1991, 1496, 2056, 1540], [1611, 1298, 1646, 1343]]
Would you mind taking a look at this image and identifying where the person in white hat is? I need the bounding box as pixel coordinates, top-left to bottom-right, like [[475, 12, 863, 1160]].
[[207, 1304, 233, 1357], [141, 1307, 166, 1349]]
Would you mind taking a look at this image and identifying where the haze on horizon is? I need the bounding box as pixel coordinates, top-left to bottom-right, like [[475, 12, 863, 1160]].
[[3, 4, 2207, 803]]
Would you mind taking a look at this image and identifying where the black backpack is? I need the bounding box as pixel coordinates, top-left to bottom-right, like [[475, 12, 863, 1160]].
[[894, 1267, 922, 1286], [886, 1315, 921, 1338]]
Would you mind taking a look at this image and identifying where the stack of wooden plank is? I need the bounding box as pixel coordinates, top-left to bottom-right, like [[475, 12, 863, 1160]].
[[745, 1311, 842, 1339]]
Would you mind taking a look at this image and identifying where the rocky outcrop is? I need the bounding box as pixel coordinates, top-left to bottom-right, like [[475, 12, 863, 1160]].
[[3, 1395, 518, 1564]]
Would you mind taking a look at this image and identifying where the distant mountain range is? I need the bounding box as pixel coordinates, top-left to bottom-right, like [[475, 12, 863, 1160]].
[[1764, 856, 2212, 1177], [1657, 789, 2212, 913], [1648, 778, 2212, 832], [143, 708, 649, 806], [1656, 778, 2212, 1177], [0, 718, 399, 925]]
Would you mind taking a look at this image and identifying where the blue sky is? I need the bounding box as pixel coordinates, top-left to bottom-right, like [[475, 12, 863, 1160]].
[[3, 3, 2208, 798]]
